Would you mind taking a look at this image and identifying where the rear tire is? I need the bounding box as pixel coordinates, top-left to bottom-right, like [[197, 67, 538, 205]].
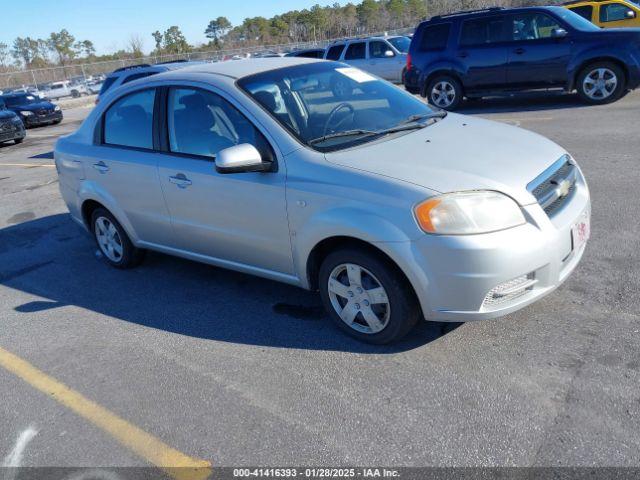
[[91, 208, 145, 269], [426, 75, 463, 111], [576, 61, 625, 105], [318, 247, 420, 344]]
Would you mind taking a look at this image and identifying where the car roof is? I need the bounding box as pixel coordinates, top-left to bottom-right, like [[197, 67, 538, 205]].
[[107, 61, 204, 78], [161, 57, 321, 80], [423, 5, 561, 23]]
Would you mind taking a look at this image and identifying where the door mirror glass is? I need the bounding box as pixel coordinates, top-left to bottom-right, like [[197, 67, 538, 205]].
[[384, 50, 395, 57], [627, 9, 637, 18], [551, 28, 568, 38], [215, 143, 268, 174]]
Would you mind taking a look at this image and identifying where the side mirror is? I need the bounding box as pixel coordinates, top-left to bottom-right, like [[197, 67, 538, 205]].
[[551, 28, 568, 38], [215, 143, 270, 174], [384, 50, 395, 58], [626, 9, 637, 18]]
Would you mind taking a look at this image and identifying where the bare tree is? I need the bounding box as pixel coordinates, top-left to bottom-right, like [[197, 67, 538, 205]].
[[128, 34, 145, 58]]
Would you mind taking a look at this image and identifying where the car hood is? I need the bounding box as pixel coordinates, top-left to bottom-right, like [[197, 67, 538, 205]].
[[13, 101, 55, 112], [324, 113, 567, 206], [0, 109, 17, 120]]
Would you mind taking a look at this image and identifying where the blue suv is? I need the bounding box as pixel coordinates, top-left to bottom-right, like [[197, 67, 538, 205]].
[[404, 6, 640, 110]]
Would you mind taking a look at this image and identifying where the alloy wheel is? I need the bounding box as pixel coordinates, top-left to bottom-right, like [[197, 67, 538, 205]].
[[430, 81, 456, 108], [583, 68, 618, 101], [94, 216, 123, 263], [327, 263, 391, 334]]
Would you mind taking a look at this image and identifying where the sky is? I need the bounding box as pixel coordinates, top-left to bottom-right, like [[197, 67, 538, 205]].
[[3, 0, 349, 55]]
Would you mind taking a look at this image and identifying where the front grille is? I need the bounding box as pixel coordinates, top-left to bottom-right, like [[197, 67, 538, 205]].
[[0, 121, 15, 132], [482, 273, 537, 310], [528, 155, 577, 217]]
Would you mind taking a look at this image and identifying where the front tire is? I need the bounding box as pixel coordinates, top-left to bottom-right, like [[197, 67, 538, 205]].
[[91, 208, 145, 269], [426, 75, 463, 111], [14, 138, 23, 144], [577, 61, 625, 105], [318, 248, 420, 344]]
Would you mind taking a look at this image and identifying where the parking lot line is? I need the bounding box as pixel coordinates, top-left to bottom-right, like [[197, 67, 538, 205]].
[[0, 164, 56, 168], [0, 346, 212, 480]]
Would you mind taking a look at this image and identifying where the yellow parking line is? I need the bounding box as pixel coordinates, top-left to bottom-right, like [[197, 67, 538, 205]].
[[0, 346, 212, 480]]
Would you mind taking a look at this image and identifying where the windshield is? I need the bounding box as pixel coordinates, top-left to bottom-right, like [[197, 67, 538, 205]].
[[388, 36, 411, 53], [551, 7, 601, 31], [5, 95, 38, 107], [238, 62, 438, 151]]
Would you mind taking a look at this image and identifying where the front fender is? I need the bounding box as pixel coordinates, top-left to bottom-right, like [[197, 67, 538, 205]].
[[567, 48, 634, 89], [77, 181, 140, 244], [293, 207, 414, 289]]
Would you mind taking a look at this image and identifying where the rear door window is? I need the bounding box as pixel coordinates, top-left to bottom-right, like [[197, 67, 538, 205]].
[[419, 23, 451, 51], [345, 42, 366, 60], [460, 16, 507, 46], [103, 89, 155, 149], [568, 5, 594, 20], [326, 45, 345, 60]]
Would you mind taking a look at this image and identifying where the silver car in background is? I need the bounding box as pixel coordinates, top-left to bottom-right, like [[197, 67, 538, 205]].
[[324, 36, 410, 84], [55, 58, 590, 344]]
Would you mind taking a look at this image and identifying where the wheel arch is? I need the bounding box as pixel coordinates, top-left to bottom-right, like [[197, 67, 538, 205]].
[[421, 69, 464, 97], [305, 236, 423, 317], [571, 56, 629, 91], [78, 189, 140, 245]]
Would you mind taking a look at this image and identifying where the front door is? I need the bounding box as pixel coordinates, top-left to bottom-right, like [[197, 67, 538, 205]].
[[506, 12, 573, 88], [596, 1, 640, 28], [367, 40, 404, 82], [156, 86, 293, 275]]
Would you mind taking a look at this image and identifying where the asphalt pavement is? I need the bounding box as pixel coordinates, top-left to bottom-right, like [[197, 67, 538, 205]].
[[0, 91, 639, 472]]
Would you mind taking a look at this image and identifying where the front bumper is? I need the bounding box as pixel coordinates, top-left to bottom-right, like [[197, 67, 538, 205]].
[[0, 123, 26, 143], [396, 171, 590, 322], [22, 111, 63, 127]]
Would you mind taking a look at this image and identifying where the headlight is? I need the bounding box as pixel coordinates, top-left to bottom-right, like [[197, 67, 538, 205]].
[[414, 191, 526, 235], [54, 105, 61, 111], [20, 111, 34, 116]]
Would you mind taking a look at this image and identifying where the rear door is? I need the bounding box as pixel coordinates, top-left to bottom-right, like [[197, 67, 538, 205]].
[[88, 88, 174, 245], [505, 12, 573, 87], [456, 15, 510, 90], [155, 85, 293, 275]]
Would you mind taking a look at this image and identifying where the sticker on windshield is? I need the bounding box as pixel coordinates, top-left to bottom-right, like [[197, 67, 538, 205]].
[[336, 67, 376, 83]]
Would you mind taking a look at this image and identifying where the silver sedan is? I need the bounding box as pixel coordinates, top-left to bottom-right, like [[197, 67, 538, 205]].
[[55, 58, 590, 344]]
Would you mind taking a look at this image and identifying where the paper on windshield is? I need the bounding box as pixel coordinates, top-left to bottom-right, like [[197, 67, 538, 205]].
[[336, 67, 376, 83]]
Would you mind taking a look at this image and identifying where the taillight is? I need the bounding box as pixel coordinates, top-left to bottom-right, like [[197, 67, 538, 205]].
[[406, 53, 412, 71]]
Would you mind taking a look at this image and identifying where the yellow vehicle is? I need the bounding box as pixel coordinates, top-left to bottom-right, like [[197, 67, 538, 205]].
[[564, 0, 640, 28]]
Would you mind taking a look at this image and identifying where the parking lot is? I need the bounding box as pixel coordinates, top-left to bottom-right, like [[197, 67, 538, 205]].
[[1, 90, 639, 473]]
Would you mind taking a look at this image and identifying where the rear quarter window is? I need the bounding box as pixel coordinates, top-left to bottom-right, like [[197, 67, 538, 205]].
[[419, 23, 451, 52]]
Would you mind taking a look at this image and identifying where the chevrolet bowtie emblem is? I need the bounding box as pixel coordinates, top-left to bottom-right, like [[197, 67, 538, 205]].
[[554, 179, 572, 198]]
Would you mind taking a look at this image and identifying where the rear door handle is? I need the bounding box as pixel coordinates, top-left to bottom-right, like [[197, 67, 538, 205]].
[[93, 161, 109, 173], [513, 48, 526, 55], [169, 173, 192, 188]]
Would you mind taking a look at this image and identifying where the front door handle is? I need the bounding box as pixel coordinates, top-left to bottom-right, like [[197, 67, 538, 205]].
[[93, 161, 109, 174], [169, 173, 192, 188], [457, 51, 469, 58], [513, 47, 526, 55]]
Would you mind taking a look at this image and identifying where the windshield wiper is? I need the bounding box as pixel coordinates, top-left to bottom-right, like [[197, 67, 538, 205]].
[[308, 129, 379, 146], [397, 111, 447, 126]]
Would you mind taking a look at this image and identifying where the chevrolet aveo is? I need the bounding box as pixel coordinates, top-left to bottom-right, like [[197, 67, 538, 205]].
[[55, 58, 591, 344]]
